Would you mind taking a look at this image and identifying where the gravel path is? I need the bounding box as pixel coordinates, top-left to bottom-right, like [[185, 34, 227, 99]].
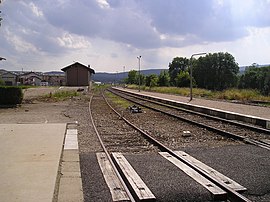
[[106, 90, 242, 150]]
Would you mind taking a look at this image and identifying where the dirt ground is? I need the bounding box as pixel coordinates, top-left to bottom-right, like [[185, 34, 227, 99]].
[[0, 87, 101, 153]]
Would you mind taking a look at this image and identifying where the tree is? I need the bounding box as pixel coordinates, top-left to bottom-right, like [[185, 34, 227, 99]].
[[193, 52, 239, 90], [127, 70, 137, 84], [0, 78, 4, 86], [239, 65, 270, 95], [168, 57, 189, 86], [135, 73, 145, 86], [175, 71, 191, 87], [145, 74, 158, 88], [158, 70, 170, 86]]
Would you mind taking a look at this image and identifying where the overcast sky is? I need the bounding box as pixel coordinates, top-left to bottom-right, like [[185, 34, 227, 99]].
[[0, 0, 270, 73]]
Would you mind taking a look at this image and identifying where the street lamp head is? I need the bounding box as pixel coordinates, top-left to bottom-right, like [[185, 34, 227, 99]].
[[191, 52, 207, 58], [137, 56, 141, 59], [0, 57, 6, 61]]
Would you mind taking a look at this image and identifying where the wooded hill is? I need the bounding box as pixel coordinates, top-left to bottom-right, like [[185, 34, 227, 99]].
[[93, 69, 166, 83]]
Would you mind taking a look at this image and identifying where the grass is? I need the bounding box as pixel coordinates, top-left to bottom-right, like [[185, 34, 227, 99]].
[[105, 91, 131, 108], [126, 85, 270, 102], [43, 90, 78, 101]]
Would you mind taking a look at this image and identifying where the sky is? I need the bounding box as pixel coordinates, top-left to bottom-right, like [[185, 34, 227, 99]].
[[0, 0, 270, 73]]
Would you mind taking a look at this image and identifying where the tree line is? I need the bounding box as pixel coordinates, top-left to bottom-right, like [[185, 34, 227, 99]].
[[125, 52, 270, 96]]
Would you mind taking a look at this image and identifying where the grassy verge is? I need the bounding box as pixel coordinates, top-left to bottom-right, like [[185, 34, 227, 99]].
[[126, 85, 270, 102], [105, 91, 131, 108], [43, 90, 78, 101]]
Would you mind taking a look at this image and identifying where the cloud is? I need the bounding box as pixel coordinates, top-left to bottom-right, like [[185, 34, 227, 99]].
[[36, 0, 270, 50], [57, 32, 91, 49], [1, 0, 270, 72]]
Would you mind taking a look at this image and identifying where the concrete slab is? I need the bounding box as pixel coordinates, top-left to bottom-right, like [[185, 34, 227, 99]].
[[0, 123, 66, 202], [57, 125, 84, 202], [58, 178, 83, 202]]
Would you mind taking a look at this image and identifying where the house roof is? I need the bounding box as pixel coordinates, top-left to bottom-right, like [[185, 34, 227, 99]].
[[0, 69, 7, 75], [21, 71, 42, 77], [61, 62, 95, 74], [1, 71, 17, 77]]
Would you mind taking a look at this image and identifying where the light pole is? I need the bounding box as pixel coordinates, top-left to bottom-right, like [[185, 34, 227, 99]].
[[137, 56, 141, 92], [123, 66, 125, 86], [189, 52, 206, 101]]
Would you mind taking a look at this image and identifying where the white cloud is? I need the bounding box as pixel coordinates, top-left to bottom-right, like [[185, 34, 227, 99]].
[[29, 2, 43, 17], [97, 0, 110, 9], [0, 0, 270, 73], [5, 29, 38, 53], [57, 32, 91, 49]]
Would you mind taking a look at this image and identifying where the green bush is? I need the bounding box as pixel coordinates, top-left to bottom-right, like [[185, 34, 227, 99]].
[[0, 86, 23, 105]]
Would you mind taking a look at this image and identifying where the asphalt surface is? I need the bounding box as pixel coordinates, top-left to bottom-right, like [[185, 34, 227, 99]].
[[125, 153, 213, 202], [80, 152, 113, 202], [81, 152, 214, 201], [80, 144, 270, 202], [185, 144, 270, 201]]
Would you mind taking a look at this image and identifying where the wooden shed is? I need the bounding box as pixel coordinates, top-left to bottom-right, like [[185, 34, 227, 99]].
[[61, 62, 95, 86]]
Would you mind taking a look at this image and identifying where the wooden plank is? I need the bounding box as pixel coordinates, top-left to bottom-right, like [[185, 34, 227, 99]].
[[159, 152, 227, 201], [112, 152, 156, 201], [261, 139, 270, 144], [174, 151, 247, 192], [96, 152, 130, 202]]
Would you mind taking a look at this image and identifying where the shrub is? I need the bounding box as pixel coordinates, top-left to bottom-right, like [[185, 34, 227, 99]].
[[0, 86, 23, 105]]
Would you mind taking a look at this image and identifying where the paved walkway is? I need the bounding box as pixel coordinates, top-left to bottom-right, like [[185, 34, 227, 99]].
[[120, 88, 270, 120], [0, 123, 66, 202]]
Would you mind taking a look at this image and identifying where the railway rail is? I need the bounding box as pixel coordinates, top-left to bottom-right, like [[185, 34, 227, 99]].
[[89, 90, 255, 202], [108, 88, 270, 151]]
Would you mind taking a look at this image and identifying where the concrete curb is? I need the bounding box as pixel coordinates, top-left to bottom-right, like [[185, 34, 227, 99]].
[[57, 123, 84, 202]]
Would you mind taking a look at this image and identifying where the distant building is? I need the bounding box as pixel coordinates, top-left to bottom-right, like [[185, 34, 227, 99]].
[[61, 62, 95, 86], [19, 72, 42, 86], [42, 71, 65, 86], [0, 71, 17, 86]]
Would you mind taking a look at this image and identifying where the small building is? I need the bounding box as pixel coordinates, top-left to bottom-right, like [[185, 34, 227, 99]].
[[61, 62, 95, 86], [42, 71, 65, 86], [19, 72, 42, 86], [0, 71, 17, 86]]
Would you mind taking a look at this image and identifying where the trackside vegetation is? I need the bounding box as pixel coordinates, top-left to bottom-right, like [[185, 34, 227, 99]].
[[42, 90, 78, 101], [126, 85, 270, 103], [124, 52, 270, 100]]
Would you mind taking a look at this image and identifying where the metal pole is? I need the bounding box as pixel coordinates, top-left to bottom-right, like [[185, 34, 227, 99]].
[[137, 56, 141, 92], [123, 66, 125, 86], [189, 53, 207, 102]]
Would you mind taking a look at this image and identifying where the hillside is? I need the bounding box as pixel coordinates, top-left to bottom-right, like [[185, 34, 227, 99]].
[[93, 69, 167, 83]]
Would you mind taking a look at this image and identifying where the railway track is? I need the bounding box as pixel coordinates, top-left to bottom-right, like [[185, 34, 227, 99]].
[[89, 90, 254, 202], [108, 88, 270, 151]]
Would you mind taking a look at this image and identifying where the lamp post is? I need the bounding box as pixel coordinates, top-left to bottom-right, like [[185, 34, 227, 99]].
[[137, 56, 141, 92], [189, 52, 206, 101], [123, 66, 125, 86]]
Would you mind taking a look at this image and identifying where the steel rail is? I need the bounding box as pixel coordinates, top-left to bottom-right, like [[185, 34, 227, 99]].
[[108, 88, 270, 151], [102, 90, 252, 202], [110, 88, 270, 134], [88, 94, 136, 202]]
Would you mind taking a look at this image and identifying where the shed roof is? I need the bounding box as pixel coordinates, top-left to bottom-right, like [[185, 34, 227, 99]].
[[61, 62, 95, 74]]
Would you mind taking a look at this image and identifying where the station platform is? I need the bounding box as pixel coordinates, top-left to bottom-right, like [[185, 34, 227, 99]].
[[0, 123, 83, 202], [113, 87, 270, 128]]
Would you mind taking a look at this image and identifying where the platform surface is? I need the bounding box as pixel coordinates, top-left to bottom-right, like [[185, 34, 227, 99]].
[[0, 123, 66, 202]]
